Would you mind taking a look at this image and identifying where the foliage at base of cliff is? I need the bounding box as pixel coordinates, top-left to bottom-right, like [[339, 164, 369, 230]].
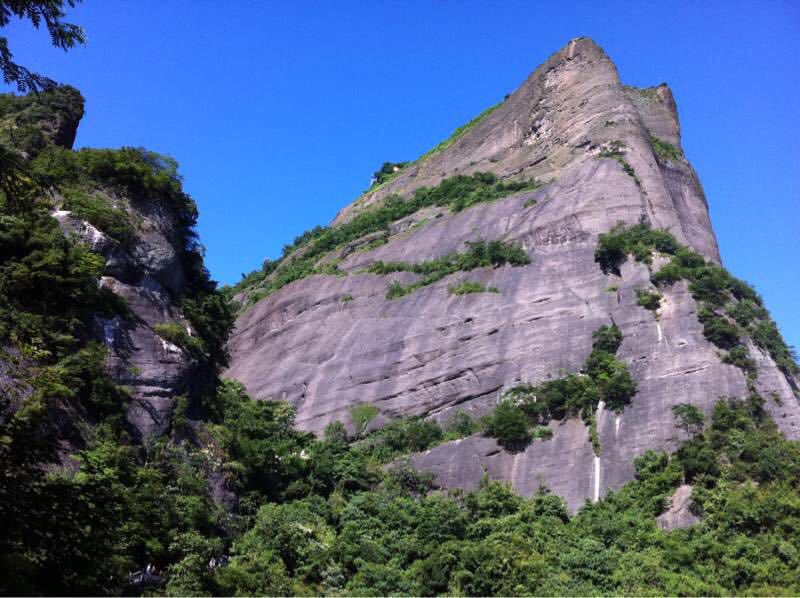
[[0, 90, 234, 595], [6, 369, 798, 595]]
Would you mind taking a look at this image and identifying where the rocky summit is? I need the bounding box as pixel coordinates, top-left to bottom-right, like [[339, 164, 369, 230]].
[[226, 38, 800, 511]]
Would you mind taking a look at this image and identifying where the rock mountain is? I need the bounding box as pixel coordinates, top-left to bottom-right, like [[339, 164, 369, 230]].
[[226, 38, 800, 510]]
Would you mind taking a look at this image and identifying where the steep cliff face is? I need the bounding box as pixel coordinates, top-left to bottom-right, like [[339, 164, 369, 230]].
[[53, 187, 200, 440], [0, 88, 220, 444], [227, 38, 799, 510]]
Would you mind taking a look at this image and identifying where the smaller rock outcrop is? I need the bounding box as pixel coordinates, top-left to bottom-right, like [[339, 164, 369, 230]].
[[0, 85, 84, 155], [656, 484, 700, 530]]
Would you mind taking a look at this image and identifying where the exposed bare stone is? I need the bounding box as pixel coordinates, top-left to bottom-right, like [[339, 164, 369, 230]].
[[54, 192, 199, 441], [656, 484, 700, 531], [226, 37, 800, 512]]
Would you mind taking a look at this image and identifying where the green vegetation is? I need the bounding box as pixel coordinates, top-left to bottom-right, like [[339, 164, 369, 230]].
[[61, 187, 136, 248], [0, 1, 85, 94], [591, 323, 623, 353], [0, 85, 237, 594], [369, 239, 529, 299], [10, 369, 798, 595], [32, 146, 201, 227], [698, 307, 740, 350], [4, 29, 800, 595], [594, 221, 798, 377], [448, 280, 500, 295], [350, 403, 380, 439], [636, 287, 663, 313], [721, 345, 757, 375], [443, 410, 480, 439], [483, 324, 635, 452], [671, 403, 705, 439], [30, 143, 235, 370], [4, 144, 800, 598], [481, 401, 531, 451], [369, 161, 407, 188], [232, 172, 538, 306], [0, 85, 84, 157], [416, 101, 502, 163], [0, 207, 127, 360], [650, 135, 682, 163], [597, 141, 643, 188], [153, 322, 205, 357]]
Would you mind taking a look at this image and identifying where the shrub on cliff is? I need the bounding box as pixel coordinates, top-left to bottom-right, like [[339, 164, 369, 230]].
[[592, 324, 623, 354], [375, 239, 529, 299], [481, 401, 531, 452], [595, 222, 797, 376]]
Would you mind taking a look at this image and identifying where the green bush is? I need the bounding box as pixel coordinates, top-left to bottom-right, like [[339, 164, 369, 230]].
[[722, 345, 757, 375], [532, 426, 553, 440], [649, 261, 686, 286], [727, 298, 768, 328], [350, 404, 380, 439], [671, 403, 705, 438], [592, 324, 623, 354], [597, 142, 643, 188], [698, 309, 740, 350], [152, 322, 205, 357], [595, 222, 797, 376], [636, 288, 662, 312], [0, 210, 128, 358], [443, 411, 479, 439], [0, 86, 84, 157], [485, 325, 636, 451], [481, 401, 531, 452], [751, 320, 797, 374], [448, 280, 499, 295], [595, 221, 680, 275], [370, 161, 408, 188], [61, 188, 136, 248], [363, 417, 444, 458], [374, 239, 529, 299], [74, 147, 195, 219], [232, 173, 538, 302], [650, 135, 682, 162], [584, 349, 637, 411]]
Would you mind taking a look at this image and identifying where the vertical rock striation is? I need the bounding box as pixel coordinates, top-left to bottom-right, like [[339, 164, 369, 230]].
[[226, 38, 799, 511]]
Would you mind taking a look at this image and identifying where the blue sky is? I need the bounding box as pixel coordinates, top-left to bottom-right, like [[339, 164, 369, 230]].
[[5, 0, 799, 350]]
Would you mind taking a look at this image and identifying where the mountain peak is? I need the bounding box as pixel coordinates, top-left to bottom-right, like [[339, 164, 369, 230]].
[[332, 39, 714, 260], [226, 39, 799, 511]]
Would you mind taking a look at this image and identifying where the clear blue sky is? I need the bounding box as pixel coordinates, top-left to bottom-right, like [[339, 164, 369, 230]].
[[5, 0, 799, 351]]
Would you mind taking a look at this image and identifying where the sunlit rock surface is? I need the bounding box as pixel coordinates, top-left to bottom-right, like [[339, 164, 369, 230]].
[[226, 38, 800, 511]]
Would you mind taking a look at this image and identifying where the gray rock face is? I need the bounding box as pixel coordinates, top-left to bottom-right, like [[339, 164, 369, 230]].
[[54, 194, 198, 441], [226, 38, 800, 511], [656, 484, 700, 531]]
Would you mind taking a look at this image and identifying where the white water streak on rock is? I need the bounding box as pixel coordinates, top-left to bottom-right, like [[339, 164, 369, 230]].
[[593, 400, 605, 502]]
